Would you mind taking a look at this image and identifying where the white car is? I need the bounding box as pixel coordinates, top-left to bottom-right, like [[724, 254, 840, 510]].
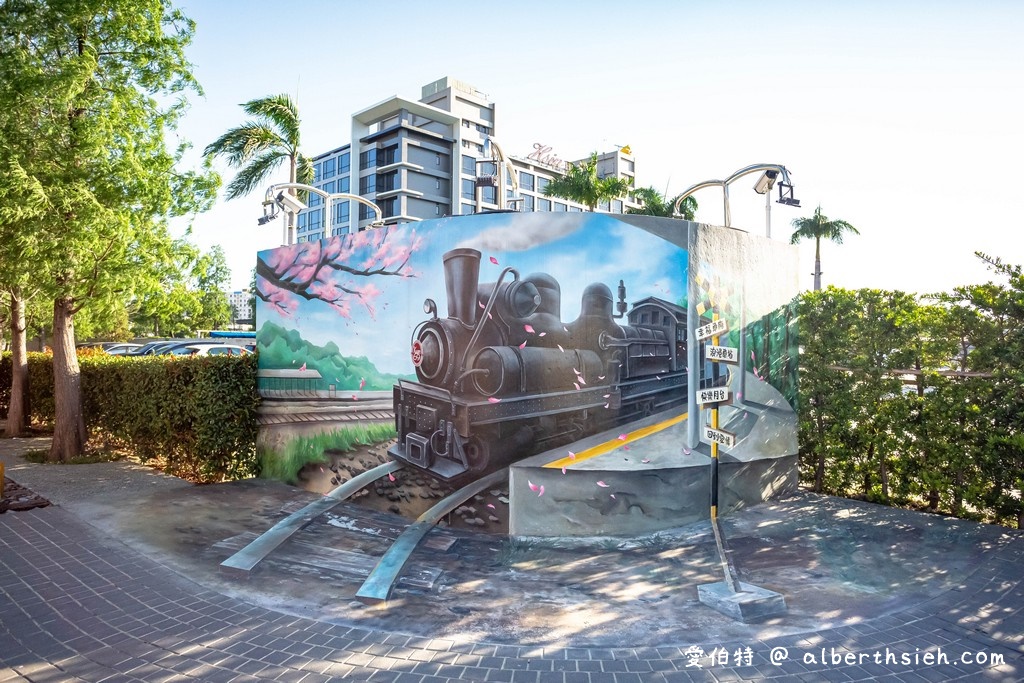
[[168, 344, 250, 357]]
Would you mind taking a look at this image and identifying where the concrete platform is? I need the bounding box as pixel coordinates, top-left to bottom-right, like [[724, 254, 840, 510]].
[[508, 371, 798, 536]]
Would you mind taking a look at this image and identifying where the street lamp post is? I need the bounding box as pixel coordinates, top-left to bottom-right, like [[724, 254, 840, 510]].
[[672, 163, 800, 233], [259, 183, 384, 245]]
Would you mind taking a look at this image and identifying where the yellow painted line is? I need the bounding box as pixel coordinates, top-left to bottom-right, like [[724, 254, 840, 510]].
[[543, 411, 689, 469]]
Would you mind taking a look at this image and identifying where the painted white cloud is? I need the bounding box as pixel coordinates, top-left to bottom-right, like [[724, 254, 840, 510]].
[[456, 212, 589, 252]]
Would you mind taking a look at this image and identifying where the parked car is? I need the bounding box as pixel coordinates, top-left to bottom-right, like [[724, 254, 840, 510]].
[[161, 342, 250, 356], [103, 343, 142, 355]]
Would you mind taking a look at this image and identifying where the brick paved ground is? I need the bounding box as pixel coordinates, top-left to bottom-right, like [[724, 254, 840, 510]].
[[2, 499, 1022, 682]]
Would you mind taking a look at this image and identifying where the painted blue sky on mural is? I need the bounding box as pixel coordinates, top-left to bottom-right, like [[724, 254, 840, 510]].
[[256, 213, 688, 375]]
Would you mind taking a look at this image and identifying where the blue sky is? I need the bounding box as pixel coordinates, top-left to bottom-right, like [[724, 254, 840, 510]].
[[172, 1, 1024, 295]]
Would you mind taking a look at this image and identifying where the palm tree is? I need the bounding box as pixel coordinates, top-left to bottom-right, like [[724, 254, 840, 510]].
[[204, 94, 314, 243], [790, 205, 859, 291], [543, 153, 632, 211], [627, 187, 698, 220]]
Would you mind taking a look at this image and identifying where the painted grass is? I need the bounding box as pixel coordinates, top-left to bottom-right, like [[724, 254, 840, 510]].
[[259, 423, 397, 483]]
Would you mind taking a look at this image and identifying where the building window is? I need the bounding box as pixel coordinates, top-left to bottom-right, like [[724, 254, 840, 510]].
[[380, 145, 399, 166], [338, 176, 350, 193], [522, 194, 535, 212], [322, 157, 336, 179], [478, 161, 496, 176], [378, 171, 398, 192], [359, 148, 376, 170], [359, 203, 373, 220], [462, 155, 476, 176], [297, 212, 308, 229], [323, 181, 335, 194], [461, 203, 475, 215], [569, 206, 583, 212], [537, 177, 550, 193], [339, 152, 350, 173], [476, 123, 489, 134], [360, 174, 376, 194], [612, 199, 623, 213], [380, 198, 397, 218], [554, 202, 567, 212], [520, 172, 535, 191], [538, 198, 551, 212], [436, 152, 441, 166], [481, 186, 496, 204], [333, 201, 349, 225], [461, 178, 475, 200], [308, 191, 321, 207], [313, 162, 322, 182], [598, 199, 610, 211]]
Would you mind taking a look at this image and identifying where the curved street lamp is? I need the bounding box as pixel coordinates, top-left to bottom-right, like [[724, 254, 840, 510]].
[[673, 163, 800, 236], [259, 183, 384, 245]]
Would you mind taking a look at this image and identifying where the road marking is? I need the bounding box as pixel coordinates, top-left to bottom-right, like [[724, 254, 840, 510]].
[[543, 412, 689, 469]]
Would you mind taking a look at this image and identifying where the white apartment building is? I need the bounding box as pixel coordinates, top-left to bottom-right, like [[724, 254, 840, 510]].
[[227, 289, 253, 323], [295, 77, 639, 242]]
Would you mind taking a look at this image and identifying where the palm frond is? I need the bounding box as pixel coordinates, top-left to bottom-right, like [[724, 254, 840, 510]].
[[203, 123, 285, 166], [224, 150, 285, 200], [242, 94, 301, 148]]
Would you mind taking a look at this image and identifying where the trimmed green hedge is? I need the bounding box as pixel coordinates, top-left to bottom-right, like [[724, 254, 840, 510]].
[[0, 351, 260, 481]]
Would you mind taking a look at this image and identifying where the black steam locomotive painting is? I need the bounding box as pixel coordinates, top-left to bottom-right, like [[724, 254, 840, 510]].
[[389, 247, 689, 482]]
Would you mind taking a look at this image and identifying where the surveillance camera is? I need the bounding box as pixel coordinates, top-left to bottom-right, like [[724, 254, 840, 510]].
[[275, 191, 307, 214], [753, 170, 778, 195]]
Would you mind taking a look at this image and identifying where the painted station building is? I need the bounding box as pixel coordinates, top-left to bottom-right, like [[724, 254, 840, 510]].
[[296, 77, 640, 242]]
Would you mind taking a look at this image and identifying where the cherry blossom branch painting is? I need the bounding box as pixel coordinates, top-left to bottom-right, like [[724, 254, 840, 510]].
[[256, 227, 422, 319]]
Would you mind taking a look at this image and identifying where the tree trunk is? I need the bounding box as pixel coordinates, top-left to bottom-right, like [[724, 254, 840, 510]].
[[813, 394, 826, 492], [48, 296, 86, 462], [813, 237, 822, 291], [5, 290, 29, 437]]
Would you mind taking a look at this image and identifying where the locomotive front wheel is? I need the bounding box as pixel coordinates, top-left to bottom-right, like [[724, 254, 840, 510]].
[[463, 437, 491, 474]]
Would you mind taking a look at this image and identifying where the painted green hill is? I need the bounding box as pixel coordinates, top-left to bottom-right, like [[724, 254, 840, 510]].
[[256, 321, 412, 391]]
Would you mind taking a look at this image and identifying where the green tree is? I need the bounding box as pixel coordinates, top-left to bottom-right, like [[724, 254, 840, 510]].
[[627, 187, 698, 220], [789, 205, 859, 291], [0, 0, 218, 461], [193, 245, 232, 330], [203, 94, 314, 243], [542, 152, 632, 212]]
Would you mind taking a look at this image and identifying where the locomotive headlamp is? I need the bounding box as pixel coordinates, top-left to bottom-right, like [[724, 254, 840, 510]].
[[423, 298, 437, 318]]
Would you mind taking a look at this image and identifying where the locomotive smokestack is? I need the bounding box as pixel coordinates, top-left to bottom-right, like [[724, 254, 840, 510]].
[[442, 248, 481, 326]]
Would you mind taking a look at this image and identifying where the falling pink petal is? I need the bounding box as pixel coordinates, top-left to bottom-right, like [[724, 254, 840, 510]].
[[561, 467, 566, 474], [573, 367, 579, 374], [388, 472, 395, 482], [573, 382, 581, 391], [604, 403, 610, 408], [736, 392, 743, 400], [610, 494, 616, 499], [487, 396, 501, 403], [656, 375, 663, 380], [568, 451, 576, 459], [563, 326, 569, 332], [299, 362, 307, 371], [557, 344, 565, 352], [479, 301, 485, 309], [528, 480, 539, 492], [618, 434, 628, 441], [577, 377, 587, 385], [352, 395, 358, 401], [524, 324, 535, 334], [490, 256, 499, 265], [597, 481, 609, 487], [539, 332, 546, 337], [538, 485, 545, 497], [598, 375, 606, 380], [683, 447, 691, 455], [642, 458, 651, 464], [623, 445, 630, 451], [519, 341, 527, 349], [487, 503, 495, 509], [487, 312, 492, 319], [751, 350, 756, 361], [319, 466, 325, 473]]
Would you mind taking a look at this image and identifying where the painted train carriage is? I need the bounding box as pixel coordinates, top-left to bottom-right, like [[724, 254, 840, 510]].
[[389, 247, 689, 482]]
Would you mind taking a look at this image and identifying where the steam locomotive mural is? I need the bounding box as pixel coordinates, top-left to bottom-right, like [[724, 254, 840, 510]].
[[389, 247, 690, 482]]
